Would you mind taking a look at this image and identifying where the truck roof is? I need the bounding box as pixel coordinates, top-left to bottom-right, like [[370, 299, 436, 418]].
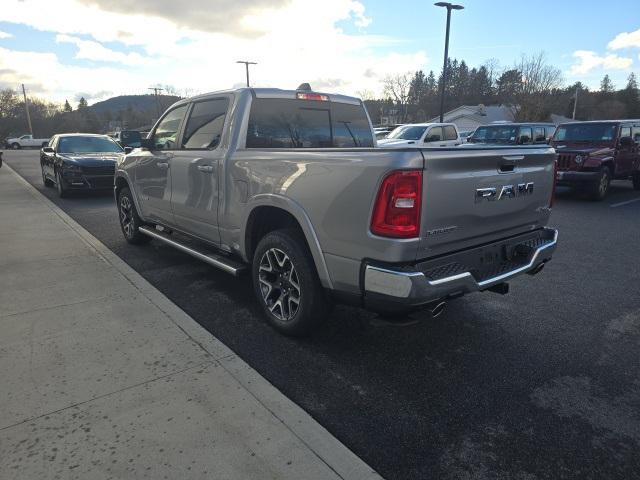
[[557, 119, 640, 125], [177, 87, 362, 107]]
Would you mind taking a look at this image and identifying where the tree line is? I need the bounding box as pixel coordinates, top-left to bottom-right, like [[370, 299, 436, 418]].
[[365, 53, 640, 125]]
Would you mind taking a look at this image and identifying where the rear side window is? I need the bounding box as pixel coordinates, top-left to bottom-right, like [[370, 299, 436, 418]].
[[632, 126, 640, 142], [246, 98, 373, 148], [425, 127, 443, 142], [443, 125, 457, 141], [518, 127, 532, 144], [534, 127, 545, 142], [620, 126, 631, 138], [182, 98, 229, 149]]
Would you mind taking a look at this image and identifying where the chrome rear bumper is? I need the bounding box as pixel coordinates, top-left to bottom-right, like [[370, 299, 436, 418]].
[[363, 228, 558, 310]]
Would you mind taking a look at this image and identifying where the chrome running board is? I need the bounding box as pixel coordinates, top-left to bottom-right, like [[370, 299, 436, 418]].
[[138, 226, 246, 276]]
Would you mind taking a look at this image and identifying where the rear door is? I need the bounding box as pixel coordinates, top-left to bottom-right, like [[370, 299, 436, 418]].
[[424, 127, 445, 147], [169, 96, 230, 243], [617, 125, 635, 175], [418, 147, 555, 257], [443, 125, 460, 146]]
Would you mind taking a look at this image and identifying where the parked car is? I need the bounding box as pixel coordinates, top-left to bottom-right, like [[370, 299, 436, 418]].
[[551, 120, 640, 200], [112, 130, 142, 148], [467, 123, 555, 145], [377, 123, 461, 148], [115, 86, 557, 336], [40, 133, 130, 198], [5, 134, 50, 149]]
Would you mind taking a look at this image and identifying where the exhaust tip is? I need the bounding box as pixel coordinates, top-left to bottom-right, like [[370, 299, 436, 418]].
[[528, 262, 546, 276], [429, 301, 446, 318]]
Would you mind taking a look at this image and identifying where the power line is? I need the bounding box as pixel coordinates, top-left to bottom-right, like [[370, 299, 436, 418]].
[[236, 61, 257, 87]]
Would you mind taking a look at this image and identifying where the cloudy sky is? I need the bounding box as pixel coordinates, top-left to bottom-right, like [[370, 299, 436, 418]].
[[0, 0, 639, 105]]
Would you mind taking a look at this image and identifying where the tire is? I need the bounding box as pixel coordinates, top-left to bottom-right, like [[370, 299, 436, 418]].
[[252, 228, 328, 336], [11, 142, 20, 150], [633, 173, 640, 191], [588, 166, 611, 201], [118, 187, 151, 245], [41, 165, 53, 187], [55, 169, 68, 198]]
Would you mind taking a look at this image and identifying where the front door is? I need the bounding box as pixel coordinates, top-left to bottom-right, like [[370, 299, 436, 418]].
[[134, 104, 188, 224], [170, 97, 230, 244]]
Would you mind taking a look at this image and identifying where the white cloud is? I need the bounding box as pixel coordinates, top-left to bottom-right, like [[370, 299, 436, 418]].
[[55, 34, 153, 66], [0, 0, 427, 103], [0, 31, 13, 39], [608, 29, 640, 50], [570, 50, 633, 75]]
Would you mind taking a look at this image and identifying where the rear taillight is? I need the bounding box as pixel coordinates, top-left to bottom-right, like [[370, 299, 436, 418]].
[[550, 158, 557, 207], [371, 170, 422, 238]]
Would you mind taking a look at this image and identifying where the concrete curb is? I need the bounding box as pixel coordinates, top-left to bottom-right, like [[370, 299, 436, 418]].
[[3, 163, 382, 480]]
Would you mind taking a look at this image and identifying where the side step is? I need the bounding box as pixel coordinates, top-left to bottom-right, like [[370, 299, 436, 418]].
[[138, 226, 247, 276]]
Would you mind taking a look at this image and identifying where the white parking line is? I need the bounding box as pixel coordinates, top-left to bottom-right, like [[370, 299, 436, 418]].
[[610, 197, 640, 208]]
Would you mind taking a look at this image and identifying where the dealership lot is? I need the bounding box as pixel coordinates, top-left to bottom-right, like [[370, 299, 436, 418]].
[[4, 149, 640, 479]]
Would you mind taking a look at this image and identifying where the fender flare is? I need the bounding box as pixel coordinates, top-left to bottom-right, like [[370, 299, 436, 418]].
[[241, 194, 333, 289], [114, 171, 147, 222]]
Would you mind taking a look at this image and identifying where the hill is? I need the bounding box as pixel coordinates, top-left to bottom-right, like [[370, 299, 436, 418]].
[[90, 94, 181, 116]]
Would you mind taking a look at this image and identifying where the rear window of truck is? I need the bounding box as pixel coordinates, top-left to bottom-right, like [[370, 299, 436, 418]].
[[246, 98, 374, 148]]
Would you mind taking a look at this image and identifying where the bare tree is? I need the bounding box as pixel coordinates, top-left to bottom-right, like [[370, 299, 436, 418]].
[[512, 52, 563, 121], [383, 72, 412, 122]]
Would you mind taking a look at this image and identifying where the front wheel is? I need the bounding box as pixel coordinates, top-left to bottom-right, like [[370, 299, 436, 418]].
[[252, 229, 328, 336], [42, 165, 53, 187], [55, 170, 68, 198], [588, 166, 611, 201], [118, 187, 151, 244]]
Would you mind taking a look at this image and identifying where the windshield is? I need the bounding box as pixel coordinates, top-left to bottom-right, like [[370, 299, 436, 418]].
[[470, 126, 518, 143], [386, 125, 427, 141], [58, 136, 124, 154], [553, 123, 617, 143]]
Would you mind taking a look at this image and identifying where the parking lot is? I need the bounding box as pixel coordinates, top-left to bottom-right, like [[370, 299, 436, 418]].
[[4, 149, 640, 479]]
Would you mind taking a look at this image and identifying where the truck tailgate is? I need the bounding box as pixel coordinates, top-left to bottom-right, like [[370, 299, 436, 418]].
[[418, 146, 555, 258]]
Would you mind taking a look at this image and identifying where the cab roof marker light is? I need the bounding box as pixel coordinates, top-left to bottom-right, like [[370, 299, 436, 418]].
[[296, 92, 329, 102]]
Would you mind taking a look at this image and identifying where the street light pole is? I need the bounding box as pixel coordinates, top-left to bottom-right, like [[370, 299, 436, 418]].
[[434, 2, 464, 123], [236, 61, 257, 87]]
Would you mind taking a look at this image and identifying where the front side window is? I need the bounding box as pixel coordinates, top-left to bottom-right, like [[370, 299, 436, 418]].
[[182, 98, 229, 149], [620, 126, 631, 139], [443, 126, 457, 141], [632, 126, 640, 142], [152, 105, 188, 150], [388, 126, 427, 141], [425, 127, 443, 142], [534, 127, 545, 142]]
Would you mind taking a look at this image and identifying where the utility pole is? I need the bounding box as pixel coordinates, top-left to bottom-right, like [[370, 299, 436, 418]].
[[236, 61, 257, 87], [148, 87, 164, 119], [21, 84, 33, 136], [434, 2, 464, 123], [572, 85, 579, 120]]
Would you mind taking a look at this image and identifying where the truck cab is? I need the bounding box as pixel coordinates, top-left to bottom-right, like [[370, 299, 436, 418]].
[[551, 120, 640, 200], [467, 123, 555, 146]]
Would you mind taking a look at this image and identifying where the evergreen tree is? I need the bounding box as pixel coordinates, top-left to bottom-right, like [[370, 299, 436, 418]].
[[63, 100, 72, 112], [77, 97, 88, 109], [600, 75, 614, 93], [619, 73, 640, 118]]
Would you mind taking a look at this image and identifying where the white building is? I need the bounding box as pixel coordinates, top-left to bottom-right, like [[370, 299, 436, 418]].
[[428, 105, 515, 132]]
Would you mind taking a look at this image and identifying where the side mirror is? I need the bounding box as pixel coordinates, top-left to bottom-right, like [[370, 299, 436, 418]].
[[140, 137, 154, 150], [619, 136, 633, 148], [124, 146, 133, 154], [42, 146, 55, 154]]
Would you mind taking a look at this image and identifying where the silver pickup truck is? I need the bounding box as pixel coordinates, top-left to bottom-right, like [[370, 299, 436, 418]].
[[115, 86, 558, 336]]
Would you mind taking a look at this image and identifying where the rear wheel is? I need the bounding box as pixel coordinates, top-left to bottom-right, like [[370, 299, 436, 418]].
[[588, 166, 611, 201], [252, 228, 328, 336], [11, 142, 20, 150], [632, 173, 640, 191], [118, 187, 151, 245]]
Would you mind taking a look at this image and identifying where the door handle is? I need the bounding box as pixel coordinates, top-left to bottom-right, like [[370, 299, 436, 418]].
[[440, 144, 447, 147], [156, 162, 169, 170], [197, 165, 214, 173]]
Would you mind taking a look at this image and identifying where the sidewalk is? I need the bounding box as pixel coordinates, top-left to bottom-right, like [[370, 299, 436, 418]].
[[0, 164, 381, 480]]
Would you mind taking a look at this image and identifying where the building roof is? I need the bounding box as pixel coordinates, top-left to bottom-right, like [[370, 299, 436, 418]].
[[428, 104, 515, 124]]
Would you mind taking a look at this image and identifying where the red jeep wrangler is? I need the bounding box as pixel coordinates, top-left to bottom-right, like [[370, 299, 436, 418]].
[[551, 120, 640, 200]]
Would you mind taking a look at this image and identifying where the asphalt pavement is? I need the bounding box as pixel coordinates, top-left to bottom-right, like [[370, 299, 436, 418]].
[[4, 149, 640, 479]]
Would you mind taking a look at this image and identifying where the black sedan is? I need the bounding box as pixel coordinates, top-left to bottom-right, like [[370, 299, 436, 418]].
[[40, 134, 131, 198]]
